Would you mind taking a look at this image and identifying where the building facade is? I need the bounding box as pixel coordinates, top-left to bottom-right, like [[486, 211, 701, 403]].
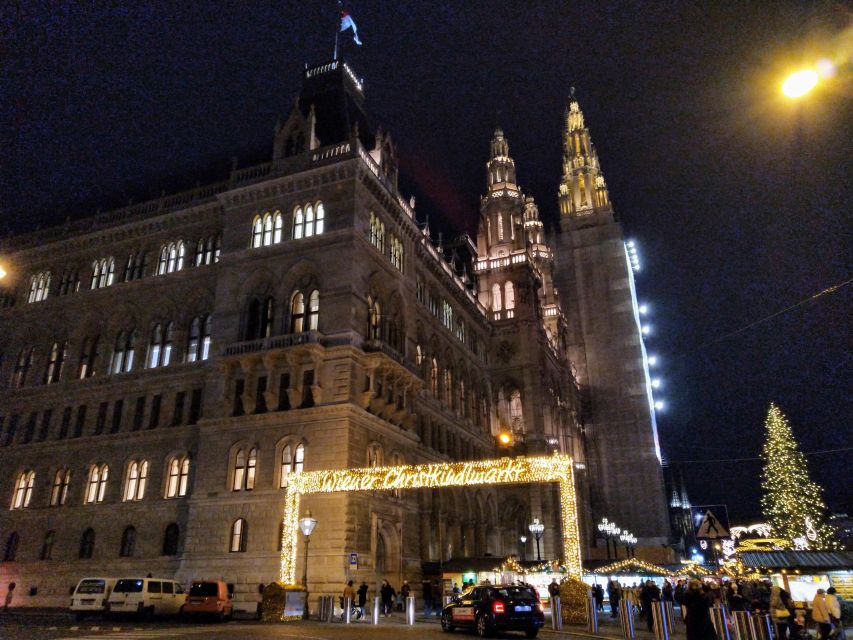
[[0, 61, 667, 610]]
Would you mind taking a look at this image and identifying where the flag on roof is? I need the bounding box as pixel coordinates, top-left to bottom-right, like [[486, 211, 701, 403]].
[[340, 9, 362, 46]]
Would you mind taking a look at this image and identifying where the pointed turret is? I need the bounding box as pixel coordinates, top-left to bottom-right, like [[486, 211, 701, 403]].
[[478, 128, 524, 258], [558, 91, 612, 220]]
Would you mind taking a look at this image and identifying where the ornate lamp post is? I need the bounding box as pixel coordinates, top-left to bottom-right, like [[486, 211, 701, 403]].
[[519, 535, 528, 562], [299, 508, 318, 619], [528, 519, 545, 562], [619, 530, 637, 558], [597, 518, 621, 559]]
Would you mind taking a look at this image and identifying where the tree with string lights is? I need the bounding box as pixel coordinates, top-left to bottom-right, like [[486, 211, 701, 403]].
[[760, 403, 838, 550]]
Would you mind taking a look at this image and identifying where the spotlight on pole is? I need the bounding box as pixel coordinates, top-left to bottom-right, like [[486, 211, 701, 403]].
[[639, 304, 648, 315], [651, 378, 661, 389], [647, 356, 657, 366], [654, 400, 665, 411], [641, 325, 651, 335]]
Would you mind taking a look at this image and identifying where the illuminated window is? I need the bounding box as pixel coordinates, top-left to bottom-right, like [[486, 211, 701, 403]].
[[195, 234, 221, 266], [123, 460, 148, 501], [165, 456, 190, 498], [290, 292, 304, 333], [43, 341, 67, 384], [314, 203, 325, 235], [367, 296, 381, 340], [85, 464, 109, 504], [147, 322, 173, 368], [441, 300, 453, 329], [390, 235, 404, 271], [497, 212, 504, 241], [369, 213, 385, 252], [90, 258, 115, 289], [280, 443, 305, 486], [230, 518, 247, 552], [10, 346, 34, 388], [504, 281, 515, 310], [187, 314, 212, 362], [366, 443, 383, 468], [111, 330, 137, 374], [232, 447, 258, 491], [491, 283, 502, 311], [157, 241, 186, 275], [416, 345, 424, 365], [50, 468, 71, 506], [78, 336, 99, 378], [27, 271, 51, 303], [11, 470, 35, 509], [293, 207, 304, 239], [252, 215, 264, 248], [430, 359, 439, 397]]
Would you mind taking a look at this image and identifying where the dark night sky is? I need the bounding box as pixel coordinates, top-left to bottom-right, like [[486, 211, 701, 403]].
[[3, 2, 851, 522]]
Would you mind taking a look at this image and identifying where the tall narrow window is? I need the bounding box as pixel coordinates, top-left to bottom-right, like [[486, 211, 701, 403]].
[[187, 315, 212, 362], [120, 526, 136, 557], [79, 528, 95, 559], [307, 290, 319, 331], [314, 203, 325, 235], [147, 322, 173, 368], [78, 336, 99, 379], [263, 213, 273, 246], [232, 449, 246, 491], [123, 460, 148, 501], [90, 258, 115, 289], [230, 518, 247, 552], [290, 292, 305, 333], [367, 443, 382, 468], [40, 530, 55, 560], [304, 204, 315, 237], [367, 296, 381, 340], [293, 207, 304, 239], [44, 341, 67, 384], [124, 252, 146, 281], [110, 330, 136, 374], [11, 470, 35, 509], [272, 213, 283, 244], [491, 283, 502, 311], [27, 271, 51, 303], [430, 359, 439, 397], [252, 215, 264, 248], [280, 443, 304, 486], [3, 532, 19, 561], [59, 270, 79, 295], [497, 212, 504, 241], [165, 456, 190, 498], [157, 242, 185, 275], [162, 523, 179, 556], [504, 281, 515, 310], [50, 468, 71, 506], [85, 464, 109, 504], [11, 346, 34, 388], [261, 297, 274, 338]]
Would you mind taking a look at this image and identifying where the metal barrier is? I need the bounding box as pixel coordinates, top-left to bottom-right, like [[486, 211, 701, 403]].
[[652, 601, 670, 640], [732, 610, 751, 640], [552, 596, 563, 631], [754, 613, 774, 640], [405, 596, 416, 625], [371, 596, 381, 624], [711, 605, 732, 640], [585, 594, 598, 634], [664, 601, 675, 631], [619, 598, 636, 640], [318, 595, 334, 622]]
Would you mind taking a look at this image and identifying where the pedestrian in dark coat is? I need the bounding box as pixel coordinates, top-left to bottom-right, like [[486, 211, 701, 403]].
[[593, 584, 605, 611], [608, 580, 622, 618], [683, 580, 718, 640], [380, 579, 396, 616], [357, 582, 369, 614], [641, 580, 662, 631]]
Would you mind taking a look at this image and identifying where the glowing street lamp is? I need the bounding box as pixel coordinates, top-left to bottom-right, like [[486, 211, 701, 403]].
[[782, 70, 818, 98], [528, 519, 545, 562], [520, 534, 528, 561], [299, 508, 318, 619], [0, 265, 6, 280], [498, 432, 512, 446]]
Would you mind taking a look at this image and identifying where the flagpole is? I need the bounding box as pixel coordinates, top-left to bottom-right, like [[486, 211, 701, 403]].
[[333, 1, 342, 61]]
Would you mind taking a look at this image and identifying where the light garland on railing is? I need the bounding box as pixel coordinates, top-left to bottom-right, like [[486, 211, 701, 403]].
[[279, 454, 583, 584], [593, 558, 673, 577]]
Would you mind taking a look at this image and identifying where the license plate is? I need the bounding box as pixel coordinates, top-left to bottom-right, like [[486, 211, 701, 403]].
[[515, 605, 532, 612]]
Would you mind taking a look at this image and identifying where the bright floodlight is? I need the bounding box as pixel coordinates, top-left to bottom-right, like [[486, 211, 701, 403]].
[[651, 378, 661, 389], [639, 304, 648, 314], [642, 325, 651, 335], [782, 70, 818, 98], [654, 401, 665, 410], [648, 356, 657, 366]]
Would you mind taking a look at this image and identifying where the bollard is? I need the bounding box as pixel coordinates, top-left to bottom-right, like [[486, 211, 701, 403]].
[[652, 601, 670, 640], [711, 605, 732, 640], [756, 613, 774, 640], [732, 610, 750, 640], [552, 596, 563, 631], [318, 595, 331, 622], [372, 596, 381, 624], [664, 601, 675, 631], [405, 596, 416, 625], [585, 594, 598, 634], [619, 598, 635, 640], [343, 596, 352, 624]]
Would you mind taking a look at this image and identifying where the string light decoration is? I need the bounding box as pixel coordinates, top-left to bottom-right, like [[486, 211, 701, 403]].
[[494, 557, 565, 575], [593, 558, 673, 577], [678, 561, 713, 577], [279, 454, 583, 584], [760, 404, 839, 549]]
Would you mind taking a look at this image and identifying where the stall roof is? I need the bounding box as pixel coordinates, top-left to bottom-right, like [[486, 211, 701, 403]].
[[739, 551, 853, 571], [590, 558, 673, 577]]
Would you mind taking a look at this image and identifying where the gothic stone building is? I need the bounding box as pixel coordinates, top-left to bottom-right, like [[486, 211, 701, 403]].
[[0, 61, 669, 610]]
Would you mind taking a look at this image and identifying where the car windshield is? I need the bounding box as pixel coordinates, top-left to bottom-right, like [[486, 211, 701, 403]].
[[114, 579, 144, 593], [494, 587, 537, 601], [76, 579, 106, 594], [190, 582, 218, 597]]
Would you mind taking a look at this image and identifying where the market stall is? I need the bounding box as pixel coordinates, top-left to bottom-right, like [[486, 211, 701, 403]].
[[738, 550, 853, 605]]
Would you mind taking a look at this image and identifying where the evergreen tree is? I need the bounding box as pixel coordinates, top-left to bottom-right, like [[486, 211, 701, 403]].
[[760, 403, 837, 549]]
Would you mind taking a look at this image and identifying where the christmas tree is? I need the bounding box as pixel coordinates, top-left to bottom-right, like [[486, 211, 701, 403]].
[[760, 403, 837, 549]]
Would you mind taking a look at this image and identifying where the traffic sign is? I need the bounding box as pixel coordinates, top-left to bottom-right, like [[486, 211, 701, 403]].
[[696, 510, 730, 539], [349, 552, 358, 567]]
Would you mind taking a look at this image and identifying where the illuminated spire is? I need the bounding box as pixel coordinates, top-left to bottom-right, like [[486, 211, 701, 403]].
[[487, 127, 518, 192], [558, 89, 612, 218]]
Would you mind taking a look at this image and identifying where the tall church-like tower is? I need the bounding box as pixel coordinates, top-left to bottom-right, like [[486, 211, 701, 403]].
[[551, 95, 670, 549]]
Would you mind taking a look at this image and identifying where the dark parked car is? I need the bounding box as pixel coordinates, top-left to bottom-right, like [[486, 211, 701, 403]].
[[441, 584, 545, 638]]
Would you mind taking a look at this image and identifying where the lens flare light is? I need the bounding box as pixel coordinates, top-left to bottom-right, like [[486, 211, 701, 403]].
[[782, 70, 818, 98]]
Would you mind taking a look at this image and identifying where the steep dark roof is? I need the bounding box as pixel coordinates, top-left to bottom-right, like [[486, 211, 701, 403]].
[[739, 551, 853, 570], [299, 60, 373, 149]]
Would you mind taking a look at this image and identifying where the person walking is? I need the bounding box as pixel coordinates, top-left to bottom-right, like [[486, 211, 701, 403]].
[[812, 589, 833, 640], [608, 579, 622, 618], [593, 583, 605, 612], [356, 581, 369, 617], [641, 580, 661, 632], [770, 584, 794, 640], [342, 580, 356, 618], [400, 580, 411, 613], [380, 579, 396, 617], [826, 587, 844, 640], [682, 579, 717, 640]]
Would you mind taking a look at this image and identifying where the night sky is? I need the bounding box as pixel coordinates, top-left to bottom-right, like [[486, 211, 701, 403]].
[[4, 2, 851, 522]]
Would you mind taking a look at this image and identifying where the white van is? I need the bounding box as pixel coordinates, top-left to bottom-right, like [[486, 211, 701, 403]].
[[106, 577, 186, 617], [70, 577, 117, 617]]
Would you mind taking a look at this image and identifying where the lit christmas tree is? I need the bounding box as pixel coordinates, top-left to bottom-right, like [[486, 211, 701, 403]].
[[760, 403, 838, 549]]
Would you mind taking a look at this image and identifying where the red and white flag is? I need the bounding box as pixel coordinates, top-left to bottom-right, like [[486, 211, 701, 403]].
[[340, 9, 362, 46]]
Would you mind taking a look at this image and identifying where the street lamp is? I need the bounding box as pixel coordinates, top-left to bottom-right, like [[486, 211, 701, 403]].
[[619, 530, 637, 558], [528, 519, 545, 562], [597, 518, 622, 559], [519, 535, 527, 561], [299, 508, 318, 619]]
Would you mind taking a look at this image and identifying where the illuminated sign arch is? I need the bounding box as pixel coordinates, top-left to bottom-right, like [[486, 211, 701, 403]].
[[279, 454, 582, 583]]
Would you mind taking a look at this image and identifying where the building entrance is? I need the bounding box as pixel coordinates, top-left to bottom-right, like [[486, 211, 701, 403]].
[[279, 454, 582, 583]]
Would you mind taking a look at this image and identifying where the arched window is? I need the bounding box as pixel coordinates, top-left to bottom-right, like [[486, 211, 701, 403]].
[[165, 456, 190, 498], [232, 447, 258, 491], [390, 235, 404, 271], [273, 212, 283, 243], [293, 206, 305, 239], [79, 528, 95, 559], [78, 336, 99, 379], [43, 341, 67, 384], [11, 470, 35, 509], [367, 296, 381, 340], [119, 526, 136, 557], [50, 468, 71, 506], [162, 523, 179, 556], [491, 283, 502, 311], [110, 330, 136, 374], [85, 464, 109, 504], [263, 213, 273, 246], [252, 215, 264, 248], [11, 346, 34, 388], [195, 234, 221, 266], [304, 204, 315, 237], [430, 359, 439, 397], [245, 296, 275, 340], [290, 292, 304, 333], [123, 460, 148, 501], [279, 443, 304, 486], [367, 443, 383, 468], [90, 258, 115, 289], [443, 369, 452, 405], [187, 314, 212, 362], [314, 202, 325, 235], [157, 242, 185, 275], [3, 531, 19, 561], [504, 281, 515, 310], [40, 530, 55, 560], [510, 389, 523, 428], [147, 322, 173, 368], [307, 290, 319, 331], [416, 345, 424, 365], [230, 518, 247, 552], [27, 271, 51, 303]]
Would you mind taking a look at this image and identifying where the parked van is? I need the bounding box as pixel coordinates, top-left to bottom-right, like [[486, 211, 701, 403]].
[[106, 577, 186, 617], [182, 580, 233, 621], [70, 577, 116, 618]]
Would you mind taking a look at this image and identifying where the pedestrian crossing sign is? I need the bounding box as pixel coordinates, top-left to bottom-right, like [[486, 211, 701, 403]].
[[696, 509, 729, 539]]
